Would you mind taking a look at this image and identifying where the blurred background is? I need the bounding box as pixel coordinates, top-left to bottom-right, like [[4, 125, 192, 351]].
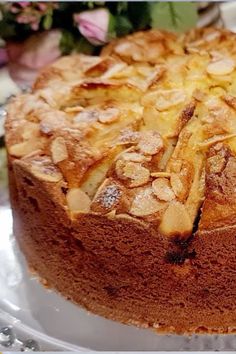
[[0, 1, 233, 103]]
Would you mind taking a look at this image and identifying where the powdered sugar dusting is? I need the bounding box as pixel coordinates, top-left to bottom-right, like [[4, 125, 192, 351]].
[[118, 129, 140, 145], [99, 184, 121, 209]]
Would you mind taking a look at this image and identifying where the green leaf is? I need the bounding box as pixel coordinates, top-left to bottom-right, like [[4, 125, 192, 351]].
[[117, 2, 128, 15], [59, 30, 76, 55], [115, 15, 133, 37], [43, 13, 53, 30], [150, 2, 198, 33], [108, 13, 116, 41], [0, 20, 16, 39], [60, 30, 94, 55], [75, 37, 94, 55]]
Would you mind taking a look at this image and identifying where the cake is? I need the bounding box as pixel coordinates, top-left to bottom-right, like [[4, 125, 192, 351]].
[[5, 27, 236, 334]]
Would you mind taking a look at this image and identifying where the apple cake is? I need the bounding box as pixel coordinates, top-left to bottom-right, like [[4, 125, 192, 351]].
[[5, 28, 236, 334]]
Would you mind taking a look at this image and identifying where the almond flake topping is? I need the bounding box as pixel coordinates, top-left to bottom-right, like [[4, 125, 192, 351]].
[[130, 187, 166, 217], [151, 172, 171, 178], [192, 89, 206, 102], [137, 131, 163, 155], [101, 62, 127, 79], [9, 140, 41, 158], [207, 58, 235, 76], [123, 162, 150, 187], [116, 160, 150, 187], [98, 107, 120, 124], [64, 106, 84, 113], [121, 151, 151, 163], [152, 178, 175, 201], [51, 137, 68, 164], [98, 184, 122, 209], [222, 94, 236, 110], [116, 129, 140, 145], [74, 109, 99, 124], [31, 160, 63, 183], [114, 42, 133, 56], [142, 89, 186, 111]]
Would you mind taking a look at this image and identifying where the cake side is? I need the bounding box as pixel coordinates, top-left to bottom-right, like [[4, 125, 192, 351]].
[[8, 154, 236, 334]]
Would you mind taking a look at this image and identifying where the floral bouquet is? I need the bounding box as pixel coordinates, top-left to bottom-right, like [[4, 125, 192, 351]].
[[0, 2, 198, 86]]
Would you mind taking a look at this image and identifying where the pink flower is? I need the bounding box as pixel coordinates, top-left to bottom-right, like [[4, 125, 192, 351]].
[[7, 30, 62, 86], [37, 3, 48, 11], [18, 2, 30, 8], [74, 8, 110, 46], [30, 21, 40, 31], [0, 48, 8, 67]]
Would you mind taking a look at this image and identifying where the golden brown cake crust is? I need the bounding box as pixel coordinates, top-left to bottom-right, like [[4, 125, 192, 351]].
[[6, 28, 236, 334]]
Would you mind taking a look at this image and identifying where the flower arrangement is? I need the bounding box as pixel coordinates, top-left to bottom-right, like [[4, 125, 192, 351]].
[[0, 2, 198, 86]]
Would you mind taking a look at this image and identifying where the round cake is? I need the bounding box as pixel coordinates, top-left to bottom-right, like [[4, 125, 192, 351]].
[[5, 28, 236, 334]]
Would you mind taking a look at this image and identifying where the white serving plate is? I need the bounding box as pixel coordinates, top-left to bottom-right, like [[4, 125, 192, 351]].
[[1, 204, 236, 351]]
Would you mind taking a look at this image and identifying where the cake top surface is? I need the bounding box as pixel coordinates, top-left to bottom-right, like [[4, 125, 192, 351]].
[[6, 27, 236, 239]]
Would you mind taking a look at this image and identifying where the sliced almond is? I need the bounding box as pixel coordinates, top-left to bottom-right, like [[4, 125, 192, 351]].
[[209, 50, 225, 61], [74, 109, 99, 124], [22, 122, 40, 140], [116, 129, 140, 146], [151, 172, 171, 178], [98, 107, 120, 124], [91, 179, 123, 212], [66, 188, 91, 213], [222, 94, 236, 110], [201, 114, 214, 124], [170, 173, 185, 199], [39, 112, 66, 135], [152, 178, 175, 202], [121, 151, 150, 163], [192, 89, 206, 102], [51, 137, 68, 164], [204, 30, 221, 42], [142, 89, 186, 111], [137, 131, 163, 155], [115, 159, 126, 180], [9, 140, 42, 158], [114, 41, 133, 56], [206, 58, 235, 76], [101, 62, 128, 79], [146, 66, 166, 88], [123, 162, 150, 187], [116, 160, 150, 187], [159, 201, 192, 237], [64, 106, 84, 113], [31, 162, 63, 182], [130, 187, 166, 217]]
